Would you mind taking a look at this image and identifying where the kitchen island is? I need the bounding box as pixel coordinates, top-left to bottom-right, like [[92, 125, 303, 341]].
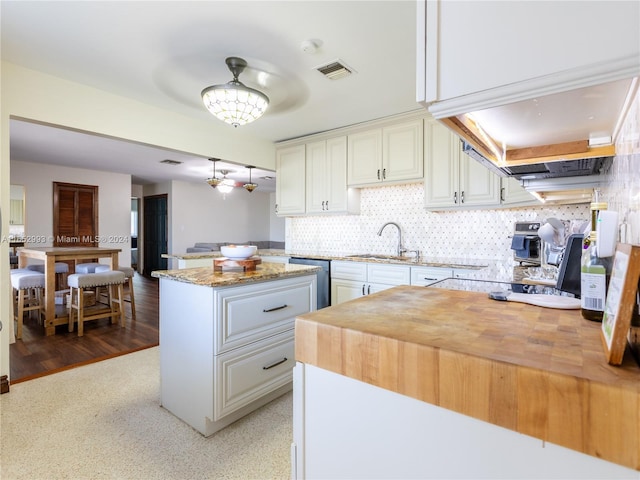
[[152, 262, 319, 436], [293, 285, 640, 479]]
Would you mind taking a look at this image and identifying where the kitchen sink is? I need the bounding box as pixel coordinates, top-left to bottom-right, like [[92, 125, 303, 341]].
[[346, 254, 412, 261], [345, 254, 486, 270]]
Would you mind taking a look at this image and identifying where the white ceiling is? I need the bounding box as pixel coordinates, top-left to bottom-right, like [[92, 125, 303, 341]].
[[1, 1, 421, 188]]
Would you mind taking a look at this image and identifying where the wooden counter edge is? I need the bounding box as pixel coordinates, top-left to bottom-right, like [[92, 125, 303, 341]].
[[295, 317, 640, 471]]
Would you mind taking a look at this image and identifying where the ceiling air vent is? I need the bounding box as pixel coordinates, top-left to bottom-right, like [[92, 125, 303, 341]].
[[160, 159, 182, 166], [315, 59, 355, 80]]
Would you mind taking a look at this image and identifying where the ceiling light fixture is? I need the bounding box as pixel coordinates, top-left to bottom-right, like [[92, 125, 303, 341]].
[[201, 57, 269, 128], [206, 158, 222, 188], [217, 170, 236, 196], [243, 165, 258, 192]]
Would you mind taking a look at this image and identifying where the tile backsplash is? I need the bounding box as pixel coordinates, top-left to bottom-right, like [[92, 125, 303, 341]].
[[605, 84, 640, 245], [287, 184, 589, 263]]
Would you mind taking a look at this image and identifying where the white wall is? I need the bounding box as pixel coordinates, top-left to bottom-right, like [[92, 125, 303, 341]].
[[168, 181, 273, 268], [10, 160, 132, 267], [269, 192, 285, 242]]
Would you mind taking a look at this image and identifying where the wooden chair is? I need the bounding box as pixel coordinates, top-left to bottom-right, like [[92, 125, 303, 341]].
[[67, 271, 125, 337], [94, 265, 136, 320], [11, 271, 45, 339]]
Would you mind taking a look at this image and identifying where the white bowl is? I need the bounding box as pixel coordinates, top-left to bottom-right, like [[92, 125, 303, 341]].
[[220, 245, 257, 260]]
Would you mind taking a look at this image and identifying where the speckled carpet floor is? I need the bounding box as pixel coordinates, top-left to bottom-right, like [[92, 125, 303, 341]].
[[0, 347, 292, 480]]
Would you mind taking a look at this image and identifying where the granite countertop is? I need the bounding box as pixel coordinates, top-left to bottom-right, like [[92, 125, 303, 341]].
[[164, 249, 510, 273], [151, 262, 321, 287], [295, 285, 640, 471]]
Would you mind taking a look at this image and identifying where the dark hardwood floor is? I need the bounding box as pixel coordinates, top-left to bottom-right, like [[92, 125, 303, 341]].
[[10, 273, 159, 384]]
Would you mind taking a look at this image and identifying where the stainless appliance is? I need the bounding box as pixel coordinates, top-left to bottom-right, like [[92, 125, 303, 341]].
[[511, 222, 541, 265], [288, 257, 330, 309]]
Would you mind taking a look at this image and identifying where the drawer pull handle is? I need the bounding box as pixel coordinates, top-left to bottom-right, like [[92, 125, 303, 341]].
[[263, 357, 288, 370], [263, 304, 288, 313], [423, 277, 438, 281]]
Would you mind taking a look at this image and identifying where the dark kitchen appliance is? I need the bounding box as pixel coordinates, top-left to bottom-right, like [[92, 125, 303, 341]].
[[511, 222, 542, 265], [555, 233, 584, 298], [288, 257, 330, 309]]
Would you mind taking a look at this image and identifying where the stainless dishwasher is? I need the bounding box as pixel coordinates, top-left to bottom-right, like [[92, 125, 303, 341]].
[[288, 257, 330, 309]]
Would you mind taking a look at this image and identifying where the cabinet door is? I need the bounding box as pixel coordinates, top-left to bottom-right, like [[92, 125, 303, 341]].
[[420, 1, 640, 104], [382, 120, 424, 182], [367, 264, 411, 286], [276, 145, 306, 216], [325, 136, 348, 212], [410, 267, 452, 286], [459, 150, 500, 206], [331, 278, 365, 305], [306, 140, 328, 214], [347, 129, 383, 186], [500, 177, 536, 206], [367, 283, 397, 296], [215, 329, 294, 420], [424, 120, 459, 208]]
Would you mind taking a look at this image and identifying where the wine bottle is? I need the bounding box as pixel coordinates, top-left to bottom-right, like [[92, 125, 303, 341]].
[[580, 192, 612, 322]]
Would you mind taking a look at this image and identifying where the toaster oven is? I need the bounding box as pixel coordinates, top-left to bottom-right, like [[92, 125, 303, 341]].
[[511, 222, 541, 265]]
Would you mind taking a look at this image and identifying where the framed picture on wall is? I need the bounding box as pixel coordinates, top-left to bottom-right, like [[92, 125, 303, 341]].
[[601, 243, 640, 365]]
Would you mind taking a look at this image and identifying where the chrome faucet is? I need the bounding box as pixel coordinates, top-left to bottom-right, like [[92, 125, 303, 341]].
[[377, 222, 405, 257]]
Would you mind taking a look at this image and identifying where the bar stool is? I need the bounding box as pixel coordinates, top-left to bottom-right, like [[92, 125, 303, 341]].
[[11, 271, 45, 339], [75, 262, 103, 274], [67, 271, 125, 337], [94, 265, 136, 320], [27, 262, 70, 290]]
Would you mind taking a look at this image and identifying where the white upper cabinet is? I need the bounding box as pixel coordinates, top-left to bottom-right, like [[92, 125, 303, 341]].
[[275, 144, 306, 216], [347, 129, 383, 185], [348, 119, 424, 187], [500, 177, 536, 206], [306, 136, 360, 215], [418, 0, 640, 113], [424, 120, 500, 209]]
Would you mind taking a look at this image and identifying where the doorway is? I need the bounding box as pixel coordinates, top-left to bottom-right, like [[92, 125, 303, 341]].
[[143, 194, 168, 276]]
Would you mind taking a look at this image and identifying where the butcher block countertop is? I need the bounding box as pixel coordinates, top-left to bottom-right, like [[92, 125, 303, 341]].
[[151, 263, 320, 287], [295, 286, 640, 471]]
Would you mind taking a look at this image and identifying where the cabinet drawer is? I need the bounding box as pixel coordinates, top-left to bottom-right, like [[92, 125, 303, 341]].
[[367, 264, 410, 286], [215, 330, 294, 420], [216, 276, 314, 353], [331, 261, 367, 281], [410, 267, 452, 286]]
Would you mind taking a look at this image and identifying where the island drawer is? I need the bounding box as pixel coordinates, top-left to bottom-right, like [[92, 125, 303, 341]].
[[214, 329, 294, 420], [215, 275, 315, 353]]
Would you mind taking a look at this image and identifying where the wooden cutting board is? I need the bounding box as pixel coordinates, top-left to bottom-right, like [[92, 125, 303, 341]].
[[489, 291, 581, 309], [214, 256, 262, 271]]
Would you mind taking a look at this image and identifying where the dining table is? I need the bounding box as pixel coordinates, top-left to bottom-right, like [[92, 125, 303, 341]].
[[18, 246, 121, 335]]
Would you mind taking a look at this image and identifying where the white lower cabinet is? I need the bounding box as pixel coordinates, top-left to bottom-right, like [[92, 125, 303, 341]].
[[292, 363, 636, 480], [159, 274, 316, 436], [330, 261, 410, 305], [215, 330, 294, 420], [410, 266, 452, 286]]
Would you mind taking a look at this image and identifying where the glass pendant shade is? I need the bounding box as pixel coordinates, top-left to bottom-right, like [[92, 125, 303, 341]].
[[243, 165, 258, 192], [217, 180, 235, 194], [201, 57, 269, 128]]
